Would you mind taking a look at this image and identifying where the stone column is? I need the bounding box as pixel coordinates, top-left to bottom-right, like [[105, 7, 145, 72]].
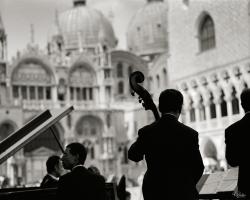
[[74, 87, 77, 101], [180, 90, 188, 123], [204, 100, 210, 121], [192, 92, 201, 122], [27, 86, 30, 100], [93, 86, 99, 105], [213, 88, 222, 122], [225, 91, 233, 116], [201, 89, 211, 121], [232, 80, 243, 116]]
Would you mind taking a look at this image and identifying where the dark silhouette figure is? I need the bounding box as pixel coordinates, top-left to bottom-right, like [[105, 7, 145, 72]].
[[40, 155, 62, 188], [117, 175, 126, 200], [128, 89, 204, 200], [125, 190, 131, 200], [225, 88, 250, 198], [87, 165, 106, 182], [57, 142, 106, 200]]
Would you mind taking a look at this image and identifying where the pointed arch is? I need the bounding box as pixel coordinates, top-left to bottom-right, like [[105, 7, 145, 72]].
[[231, 86, 240, 115], [209, 91, 216, 119], [156, 74, 160, 88], [163, 68, 167, 86], [197, 12, 216, 51], [220, 90, 228, 117]]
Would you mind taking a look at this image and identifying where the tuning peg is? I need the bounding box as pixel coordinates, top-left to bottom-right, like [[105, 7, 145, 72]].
[[131, 92, 135, 96]]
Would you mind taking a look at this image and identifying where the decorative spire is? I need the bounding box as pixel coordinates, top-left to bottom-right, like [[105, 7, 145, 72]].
[[73, 0, 86, 7], [53, 9, 61, 35], [147, 0, 163, 2], [0, 15, 4, 29], [30, 24, 35, 44], [0, 14, 5, 37], [108, 8, 114, 24], [77, 31, 83, 52], [54, 9, 59, 25]]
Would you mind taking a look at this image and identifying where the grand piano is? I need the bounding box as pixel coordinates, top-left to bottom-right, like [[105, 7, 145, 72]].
[[0, 106, 121, 200]]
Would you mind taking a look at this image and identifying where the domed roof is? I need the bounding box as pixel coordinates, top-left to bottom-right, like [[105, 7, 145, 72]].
[[59, 0, 117, 50], [127, 0, 168, 56]]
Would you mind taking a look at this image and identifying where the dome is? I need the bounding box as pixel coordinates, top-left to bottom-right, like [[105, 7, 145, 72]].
[[127, 0, 168, 56], [59, 0, 117, 51]]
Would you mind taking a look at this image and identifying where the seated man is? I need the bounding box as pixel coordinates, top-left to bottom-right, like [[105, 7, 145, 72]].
[[40, 155, 63, 188], [57, 142, 106, 200]]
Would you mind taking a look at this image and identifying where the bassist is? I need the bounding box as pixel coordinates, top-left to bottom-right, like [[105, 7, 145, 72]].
[[128, 87, 204, 200]]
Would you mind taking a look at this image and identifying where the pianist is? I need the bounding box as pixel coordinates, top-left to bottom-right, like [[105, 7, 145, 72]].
[[40, 155, 63, 188], [57, 142, 106, 200]]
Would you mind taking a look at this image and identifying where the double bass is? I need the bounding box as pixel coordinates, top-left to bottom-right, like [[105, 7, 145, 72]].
[[129, 71, 160, 200]]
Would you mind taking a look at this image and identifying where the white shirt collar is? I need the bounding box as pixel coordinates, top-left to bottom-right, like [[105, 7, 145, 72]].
[[72, 164, 84, 171], [162, 113, 178, 119], [48, 173, 59, 181]]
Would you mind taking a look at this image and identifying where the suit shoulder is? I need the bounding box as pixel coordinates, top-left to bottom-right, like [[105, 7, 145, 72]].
[[94, 174, 106, 183], [59, 172, 71, 182], [138, 121, 157, 133], [179, 122, 198, 136], [226, 120, 242, 131]]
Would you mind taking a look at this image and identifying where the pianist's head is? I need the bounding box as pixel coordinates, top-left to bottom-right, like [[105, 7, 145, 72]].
[[46, 155, 63, 177], [61, 142, 87, 170]]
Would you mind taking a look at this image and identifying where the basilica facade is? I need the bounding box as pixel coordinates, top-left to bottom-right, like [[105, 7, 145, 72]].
[[0, 0, 250, 186]]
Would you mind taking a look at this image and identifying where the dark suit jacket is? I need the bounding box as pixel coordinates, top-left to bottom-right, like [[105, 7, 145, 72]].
[[40, 174, 58, 188], [57, 165, 106, 200], [225, 113, 250, 197], [128, 114, 204, 200]]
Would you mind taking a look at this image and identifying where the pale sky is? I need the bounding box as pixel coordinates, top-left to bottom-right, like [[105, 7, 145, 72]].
[[0, 0, 145, 60]]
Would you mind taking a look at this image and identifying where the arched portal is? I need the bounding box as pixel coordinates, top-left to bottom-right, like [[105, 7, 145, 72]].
[[68, 62, 96, 101], [75, 115, 104, 160], [203, 139, 217, 160], [200, 137, 218, 172], [0, 121, 16, 141], [0, 121, 17, 184], [75, 115, 103, 138]]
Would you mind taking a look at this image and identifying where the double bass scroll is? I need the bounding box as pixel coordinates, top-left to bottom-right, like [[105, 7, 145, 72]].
[[129, 71, 160, 120]]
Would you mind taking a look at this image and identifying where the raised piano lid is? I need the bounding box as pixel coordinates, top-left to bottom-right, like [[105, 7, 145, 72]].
[[0, 106, 74, 165]]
